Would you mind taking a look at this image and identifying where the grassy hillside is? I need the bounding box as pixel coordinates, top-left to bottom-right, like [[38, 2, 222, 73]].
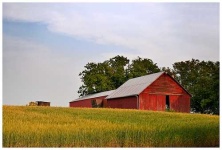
[[3, 105, 219, 147]]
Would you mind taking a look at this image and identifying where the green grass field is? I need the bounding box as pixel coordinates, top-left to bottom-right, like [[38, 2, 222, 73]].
[[3, 105, 219, 147]]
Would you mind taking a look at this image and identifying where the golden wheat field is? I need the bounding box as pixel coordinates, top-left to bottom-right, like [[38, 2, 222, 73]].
[[3, 105, 219, 147]]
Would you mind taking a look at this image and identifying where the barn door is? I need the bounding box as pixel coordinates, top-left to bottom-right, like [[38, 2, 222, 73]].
[[169, 95, 180, 112], [166, 95, 170, 110], [156, 95, 165, 111], [145, 94, 166, 111]]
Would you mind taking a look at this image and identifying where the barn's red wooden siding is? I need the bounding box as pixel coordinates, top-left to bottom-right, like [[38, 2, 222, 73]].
[[69, 99, 92, 107], [69, 96, 107, 108], [139, 73, 190, 112], [107, 96, 137, 109]]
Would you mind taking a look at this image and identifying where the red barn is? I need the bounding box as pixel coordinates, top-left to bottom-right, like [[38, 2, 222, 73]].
[[69, 90, 115, 108], [106, 72, 191, 113]]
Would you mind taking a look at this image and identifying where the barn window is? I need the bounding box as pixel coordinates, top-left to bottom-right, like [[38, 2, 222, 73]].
[[166, 95, 170, 109]]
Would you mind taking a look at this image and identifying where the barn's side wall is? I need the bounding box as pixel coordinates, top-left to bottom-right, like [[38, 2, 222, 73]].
[[107, 96, 137, 109], [69, 99, 92, 108], [139, 73, 190, 112], [69, 96, 107, 108]]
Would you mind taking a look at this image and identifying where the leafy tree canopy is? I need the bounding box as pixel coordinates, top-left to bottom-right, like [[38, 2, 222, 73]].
[[172, 59, 219, 114]]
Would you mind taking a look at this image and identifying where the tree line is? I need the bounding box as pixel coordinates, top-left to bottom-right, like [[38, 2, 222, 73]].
[[78, 55, 219, 114]]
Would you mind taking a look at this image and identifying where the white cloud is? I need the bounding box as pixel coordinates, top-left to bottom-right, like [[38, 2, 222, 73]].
[[3, 3, 219, 67]]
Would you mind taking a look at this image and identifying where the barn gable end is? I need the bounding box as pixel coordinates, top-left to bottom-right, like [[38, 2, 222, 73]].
[[139, 73, 191, 112], [141, 73, 191, 96]]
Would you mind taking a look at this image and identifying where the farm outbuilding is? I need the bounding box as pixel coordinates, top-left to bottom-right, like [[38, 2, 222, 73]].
[[106, 72, 191, 112], [36, 101, 50, 106], [70, 72, 191, 113], [69, 90, 115, 108]]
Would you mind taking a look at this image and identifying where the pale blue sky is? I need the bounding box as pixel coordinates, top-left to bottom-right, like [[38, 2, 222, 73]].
[[3, 3, 219, 106]]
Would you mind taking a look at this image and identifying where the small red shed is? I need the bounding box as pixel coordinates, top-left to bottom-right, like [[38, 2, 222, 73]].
[[106, 72, 191, 113], [69, 90, 115, 108]]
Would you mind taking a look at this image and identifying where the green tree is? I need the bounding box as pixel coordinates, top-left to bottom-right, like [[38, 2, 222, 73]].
[[128, 57, 160, 78], [78, 62, 114, 96], [78, 56, 129, 96], [173, 59, 219, 114], [108, 55, 130, 88]]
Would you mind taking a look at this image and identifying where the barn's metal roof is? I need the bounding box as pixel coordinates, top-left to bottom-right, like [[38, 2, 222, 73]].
[[70, 90, 115, 102], [106, 72, 164, 99]]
